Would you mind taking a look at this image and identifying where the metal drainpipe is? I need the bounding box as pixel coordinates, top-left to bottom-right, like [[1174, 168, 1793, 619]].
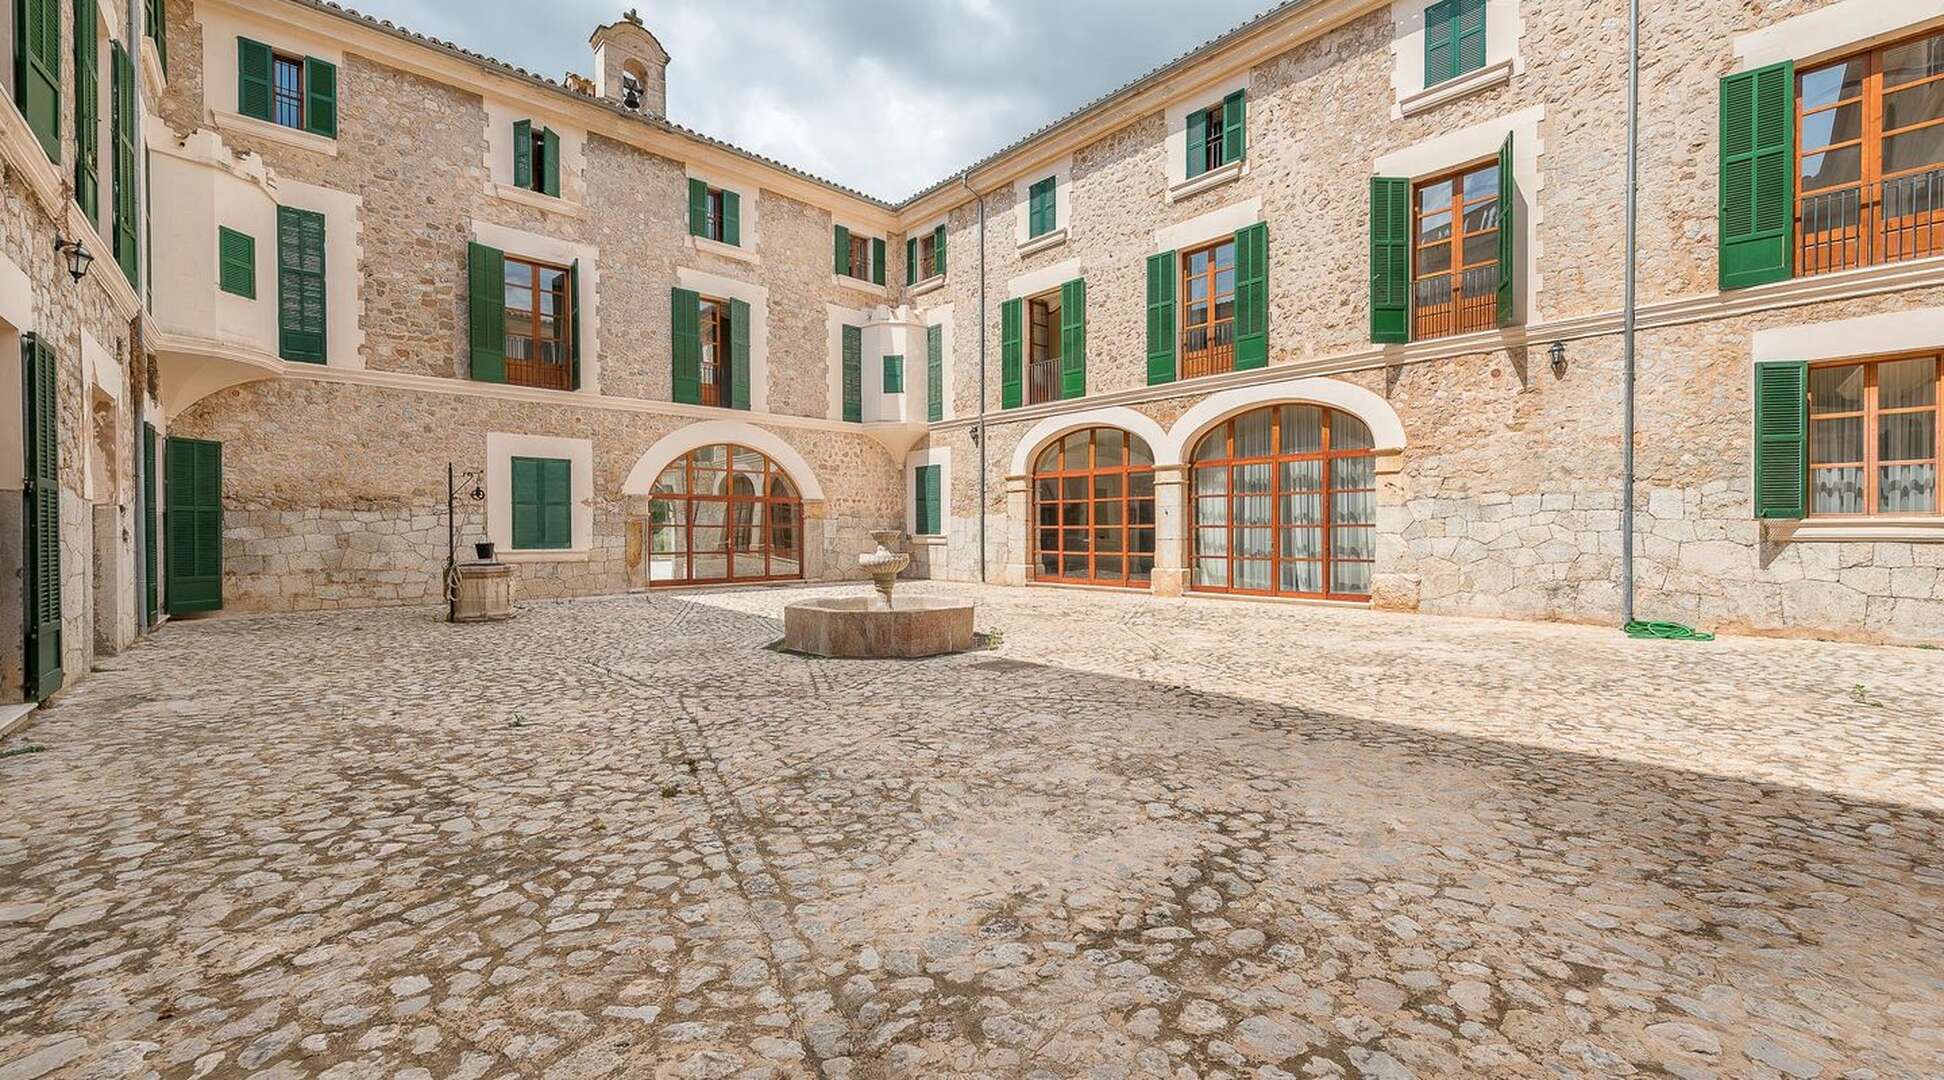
[[130, 0, 151, 631], [960, 171, 988, 583], [1621, 0, 1639, 625]]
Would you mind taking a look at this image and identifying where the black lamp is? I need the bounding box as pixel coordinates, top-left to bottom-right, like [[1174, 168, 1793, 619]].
[[53, 235, 94, 283], [1548, 340, 1567, 377]]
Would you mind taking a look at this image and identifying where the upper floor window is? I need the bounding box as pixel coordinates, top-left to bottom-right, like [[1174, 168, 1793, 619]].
[[688, 179, 740, 245], [849, 234, 871, 278], [1423, 0, 1486, 88], [697, 295, 733, 407], [833, 225, 884, 285], [1808, 354, 1940, 516], [1187, 91, 1245, 179], [273, 54, 303, 128], [1796, 29, 1944, 277], [503, 255, 574, 391], [1412, 159, 1502, 341], [1027, 289, 1064, 405], [1001, 278, 1086, 408], [1027, 176, 1058, 238], [237, 38, 337, 138], [1181, 239, 1236, 379], [515, 120, 561, 197], [918, 233, 940, 280]]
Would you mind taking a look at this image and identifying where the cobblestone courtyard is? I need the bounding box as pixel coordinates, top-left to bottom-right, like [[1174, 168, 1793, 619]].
[[2, 584, 1941, 1079]]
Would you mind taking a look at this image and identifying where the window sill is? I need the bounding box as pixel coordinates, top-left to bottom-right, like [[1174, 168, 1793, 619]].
[[833, 274, 888, 297], [908, 274, 946, 298], [689, 235, 758, 264], [486, 182, 581, 217], [908, 534, 946, 547], [1017, 228, 1068, 257], [1766, 516, 1944, 543], [1398, 59, 1514, 118], [213, 111, 339, 157], [1166, 159, 1245, 204], [499, 548, 591, 563]]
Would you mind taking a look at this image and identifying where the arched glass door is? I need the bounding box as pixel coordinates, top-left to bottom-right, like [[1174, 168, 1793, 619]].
[[648, 444, 804, 584], [1031, 427, 1156, 587]]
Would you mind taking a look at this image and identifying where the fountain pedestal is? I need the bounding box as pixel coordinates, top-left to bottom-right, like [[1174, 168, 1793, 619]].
[[781, 530, 977, 658]]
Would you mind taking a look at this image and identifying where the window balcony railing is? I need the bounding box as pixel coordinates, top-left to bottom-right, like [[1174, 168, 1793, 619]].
[[1799, 168, 1944, 277], [1028, 357, 1063, 404], [1412, 265, 1497, 341], [1181, 320, 1235, 379]]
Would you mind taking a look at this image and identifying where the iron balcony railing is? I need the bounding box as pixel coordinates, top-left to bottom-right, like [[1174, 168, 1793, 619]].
[[1413, 265, 1498, 341], [1181, 320, 1236, 379], [1028, 357, 1063, 404], [1799, 168, 1944, 276]]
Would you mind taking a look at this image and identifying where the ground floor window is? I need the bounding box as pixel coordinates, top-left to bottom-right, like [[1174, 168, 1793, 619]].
[[1033, 427, 1155, 588], [1809, 353, 1940, 515], [1190, 404, 1376, 599], [648, 444, 802, 584]]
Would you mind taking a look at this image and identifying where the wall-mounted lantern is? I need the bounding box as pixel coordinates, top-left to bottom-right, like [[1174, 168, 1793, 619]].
[[54, 235, 94, 284], [1548, 340, 1567, 378]]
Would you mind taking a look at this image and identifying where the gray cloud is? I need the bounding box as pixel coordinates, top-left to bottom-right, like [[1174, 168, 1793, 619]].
[[340, 0, 1280, 199]]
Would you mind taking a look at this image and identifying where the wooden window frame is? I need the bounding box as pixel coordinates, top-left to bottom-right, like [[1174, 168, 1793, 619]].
[[1198, 103, 1227, 175], [647, 444, 804, 586], [847, 234, 872, 281], [1031, 428, 1156, 589], [1026, 288, 1062, 405], [917, 233, 940, 281], [271, 51, 305, 130], [1179, 238, 1237, 379], [502, 254, 574, 391], [1411, 157, 1500, 342], [1796, 27, 1944, 276], [1189, 406, 1378, 601], [526, 125, 551, 194], [696, 294, 731, 407], [1806, 350, 1943, 518], [705, 186, 727, 242]]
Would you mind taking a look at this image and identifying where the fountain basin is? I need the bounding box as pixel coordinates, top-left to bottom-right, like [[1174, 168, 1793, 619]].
[[782, 596, 977, 658]]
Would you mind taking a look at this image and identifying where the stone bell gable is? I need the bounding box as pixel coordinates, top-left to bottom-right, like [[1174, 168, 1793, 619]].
[[590, 11, 670, 118]]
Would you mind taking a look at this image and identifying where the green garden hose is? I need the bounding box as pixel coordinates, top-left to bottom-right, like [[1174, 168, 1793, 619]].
[[1624, 620, 1715, 642]]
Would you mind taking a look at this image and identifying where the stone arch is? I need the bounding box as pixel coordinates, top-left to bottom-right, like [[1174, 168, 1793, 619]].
[[1168, 377, 1407, 460], [622, 419, 826, 501], [1006, 405, 1175, 476]]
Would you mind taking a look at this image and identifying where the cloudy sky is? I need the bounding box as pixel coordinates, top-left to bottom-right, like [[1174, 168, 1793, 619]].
[[348, 0, 1281, 200]]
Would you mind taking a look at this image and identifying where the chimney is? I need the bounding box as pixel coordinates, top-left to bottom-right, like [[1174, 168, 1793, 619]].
[[590, 10, 670, 118]]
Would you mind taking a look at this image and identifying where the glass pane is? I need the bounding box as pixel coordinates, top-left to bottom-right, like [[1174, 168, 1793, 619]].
[[505, 260, 533, 287], [505, 335, 533, 362], [1214, 242, 1235, 269], [1880, 411, 1936, 461], [1235, 561, 1271, 591], [1038, 502, 1058, 527], [1214, 268, 1235, 296], [1234, 408, 1273, 458], [1281, 560, 1322, 595], [1800, 59, 1865, 109], [1129, 555, 1154, 582], [1063, 476, 1087, 500], [1333, 456, 1376, 493], [1801, 146, 1862, 192], [1035, 478, 1058, 502], [1036, 444, 1059, 473], [1238, 528, 1272, 558], [651, 466, 685, 495], [1196, 527, 1229, 556], [1462, 165, 1499, 203], [1281, 527, 1321, 558], [1879, 463, 1938, 512], [1131, 529, 1155, 554], [1237, 494, 1273, 529], [1095, 555, 1123, 579], [1886, 84, 1944, 133], [1463, 233, 1499, 268], [1282, 459, 1324, 492], [1038, 551, 1059, 575], [1186, 249, 1208, 275], [734, 552, 767, 578], [1333, 526, 1375, 560], [504, 283, 532, 311], [1884, 33, 1944, 88], [1063, 554, 1088, 577], [1885, 127, 1944, 176], [692, 526, 724, 553], [1194, 468, 1227, 497], [1038, 528, 1059, 553], [1236, 462, 1272, 495], [693, 444, 727, 469], [1093, 429, 1125, 468], [1331, 560, 1373, 596], [1418, 179, 1453, 213], [1063, 528, 1090, 553], [1131, 472, 1154, 498], [1095, 529, 1123, 553], [1880, 357, 1938, 409], [1418, 210, 1453, 245], [1333, 490, 1376, 523], [1281, 405, 1323, 454], [1334, 415, 1375, 450], [1193, 557, 1227, 587], [1094, 497, 1123, 525], [770, 473, 798, 499], [1129, 438, 1154, 467], [1063, 430, 1089, 467], [1062, 502, 1086, 527], [1801, 102, 1863, 150], [1131, 500, 1155, 526], [1192, 430, 1227, 463], [1810, 365, 1865, 413], [1810, 417, 1864, 464], [1280, 493, 1323, 526], [1418, 242, 1452, 275], [1812, 467, 1864, 514]]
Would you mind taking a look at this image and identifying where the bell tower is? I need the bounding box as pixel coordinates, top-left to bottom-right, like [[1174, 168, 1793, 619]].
[[590, 10, 671, 118]]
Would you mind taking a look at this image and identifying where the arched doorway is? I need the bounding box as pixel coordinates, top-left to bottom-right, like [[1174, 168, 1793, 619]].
[[1189, 404, 1376, 599], [1032, 427, 1156, 588], [648, 443, 803, 584]]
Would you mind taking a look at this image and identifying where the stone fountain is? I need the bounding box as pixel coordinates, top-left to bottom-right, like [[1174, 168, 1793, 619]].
[[782, 530, 977, 658]]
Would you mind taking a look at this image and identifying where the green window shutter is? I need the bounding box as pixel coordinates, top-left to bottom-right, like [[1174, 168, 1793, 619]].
[[841, 324, 862, 422], [1000, 298, 1022, 409], [1369, 176, 1412, 344], [671, 288, 701, 404], [514, 119, 533, 189], [1222, 90, 1246, 166], [164, 436, 224, 616], [237, 37, 273, 121], [1028, 177, 1055, 238], [511, 457, 538, 549], [917, 465, 941, 536], [277, 207, 326, 362], [1146, 251, 1177, 385], [74, 0, 98, 219], [1753, 362, 1808, 520], [1496, 132, 1516, 326], [883, 354, 904, 394], [511, 457, 572, 550], [907, 237, 918, 286], [688, 178, 709, 236], [1186, 107, 1207, 179], [569, 259, 582, 390], [113, 44, 138, 287], [19, 0, 60, 162], [218, 227, 256, 298], [143, 422, 158, 624], [934, 225, 947, 275], [1455, 0, 1487, 77], [23, 335, 62, 699], [467, 241, 505, 382], [1059, 278, 1086, 400], [872, 237, 886, 286], [304, 56, 337, 138], [1233, 222, 1269, 369], [540, 128, 560, 197], [722, 190, 740, 246], [1719, 62, 1796, 290], [926, 323, 944, 422], [147, 0, 168, 73], [1423, 0, 1455, 86], [833, 224, 851, 275], [729, 298, 751, 410]]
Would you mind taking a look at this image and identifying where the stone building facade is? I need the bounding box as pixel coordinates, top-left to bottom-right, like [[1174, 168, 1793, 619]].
[[7, 0, 1944, 710]]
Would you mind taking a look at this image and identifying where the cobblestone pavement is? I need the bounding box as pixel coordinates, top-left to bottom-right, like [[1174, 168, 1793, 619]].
[[1, 583, 1940, 1079]]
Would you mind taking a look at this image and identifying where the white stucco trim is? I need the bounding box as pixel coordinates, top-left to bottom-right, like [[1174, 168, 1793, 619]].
[[1013, 157, 1073, 246], [1154, 197, 1263, 254], [1733, 0, 1944, 72], [280, 179, 366, 370], [1388, 0, 1523, 116], [1753, 306, 1944, 364], [1167, 378, 1408, 461], [1768, 517, 1944, 543], [674, 266, 768, 413], [904, 447, 952, 540], [1017, 228, 1068, 258], [1008, 257, 1084, 301], [81, 331, 124, 407], [1166, 159, 1246, 204], [1163, 70, 1251, 191], [485, 433, 595, 556], [622, 421, 826, 502], [473, 219, 602, 395], [0, 249, 32, 333], [1373, 105, 1545, 322], [1008, 406, 1176, 475], [689, 235, 759, 265], [212, 111, 339, 156]]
